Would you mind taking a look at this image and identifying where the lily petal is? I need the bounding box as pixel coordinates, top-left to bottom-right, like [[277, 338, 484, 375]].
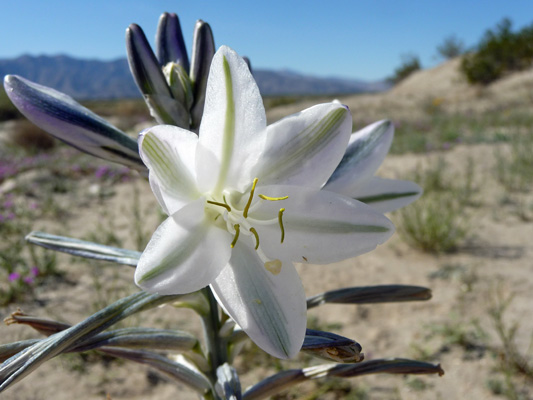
[[352, 177, 423, 213], [253, 185, 395, 264], [211, 241, 306, 359], [135, 198, 232, 295], [324, 120, 393, 194], [156, 12, 190, 71], [139, 125, 199, 215], [252, 103, 352, 188], [3, 75, 144, 171], [196, 46, 266, 193]]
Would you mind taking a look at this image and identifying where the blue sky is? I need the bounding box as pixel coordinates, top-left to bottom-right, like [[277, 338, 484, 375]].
[[2, 1, 532, 80]]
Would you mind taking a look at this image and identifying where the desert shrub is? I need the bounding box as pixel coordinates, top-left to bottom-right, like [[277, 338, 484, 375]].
[[398, 191, 468, 253], [397, 157, 474, 253], [388, 54, 421, 85], [461, 18, 533, 85], [436, 35, 465, 60], [494, 133, 533, 192]]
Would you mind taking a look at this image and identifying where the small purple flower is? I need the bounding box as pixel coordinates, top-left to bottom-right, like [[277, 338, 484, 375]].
[[30, 266, 40, 276], [8, 272, 21, 282], [95, 165, 110, 179], [23, 276, 34, 284], [3, 200, 14, 209], [6, 212, 15, 221]]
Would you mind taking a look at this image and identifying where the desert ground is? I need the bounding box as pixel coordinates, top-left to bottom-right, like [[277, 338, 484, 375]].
[[0, 58, 532, 399]]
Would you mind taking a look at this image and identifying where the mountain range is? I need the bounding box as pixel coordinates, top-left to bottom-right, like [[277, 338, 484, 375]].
[[0, 54, 389, 100]]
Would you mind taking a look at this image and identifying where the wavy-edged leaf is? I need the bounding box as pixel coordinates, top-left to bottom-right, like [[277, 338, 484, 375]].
[[3, 75, 144, 171], [25, 231, 141, 266]]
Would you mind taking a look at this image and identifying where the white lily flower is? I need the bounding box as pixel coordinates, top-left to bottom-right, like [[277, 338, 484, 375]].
[[134, 46, 394, 359]]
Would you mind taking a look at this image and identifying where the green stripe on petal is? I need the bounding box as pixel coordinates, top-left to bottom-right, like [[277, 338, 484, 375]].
[[137, 225, 206, 284], [142, 132, 196, 196], [256, 105, 350, 187], [286, 217, 391, 234], [214, 55, 236, 194], [277, 108, 346, 177], [356, 191, 420, 204]]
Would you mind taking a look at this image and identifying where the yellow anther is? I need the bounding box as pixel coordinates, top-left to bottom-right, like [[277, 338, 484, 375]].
[[207, 200, 231, 212], [249, 227, 260, 250], [278, 208, 286, 243], [243, 178, 259, 218], [258, 194, 289, 201], [230, 224, 240, 248]]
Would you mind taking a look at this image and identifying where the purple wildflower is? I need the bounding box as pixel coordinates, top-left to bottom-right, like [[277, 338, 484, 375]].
[[8, 272, 21, 282], [23, 276, 34, 284], [95, 165, 110, 179], [30, 266, 40, 276]]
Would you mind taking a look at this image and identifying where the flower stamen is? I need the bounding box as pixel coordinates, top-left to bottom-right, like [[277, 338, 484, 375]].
[[243, 178, 259, 218], [207, 200, 231, 212], [278, 208, 286, 243], [249, 227, 260, 250], [258, 194, 289, 201], [231, 224, 240, 248]]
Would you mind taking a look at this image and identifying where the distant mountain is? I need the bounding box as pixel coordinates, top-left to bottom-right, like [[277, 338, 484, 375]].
[[0, 54, 389, 99], [253, 69, 390, 95]]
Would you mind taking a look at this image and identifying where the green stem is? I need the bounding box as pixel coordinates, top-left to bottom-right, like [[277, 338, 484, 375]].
[[201, 287, 227, 398]]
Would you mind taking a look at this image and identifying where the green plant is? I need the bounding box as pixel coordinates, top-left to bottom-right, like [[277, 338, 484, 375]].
[[436, 35, 465, 60], [461, 18, 533, 85], [485, 286, 533, 399], [398, 193, 468, 253], [387, 54, 421, 85], [495, 133, 533, 193]]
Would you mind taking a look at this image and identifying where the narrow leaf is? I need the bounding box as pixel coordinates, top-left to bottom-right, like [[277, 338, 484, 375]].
[[25, 231, 141, 266], [103, 348, 211, 394], [0, 292, 181, 392], [307, 285, 432, 309], [304, 358, 445, 379], [243, 359, 444, 400]]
